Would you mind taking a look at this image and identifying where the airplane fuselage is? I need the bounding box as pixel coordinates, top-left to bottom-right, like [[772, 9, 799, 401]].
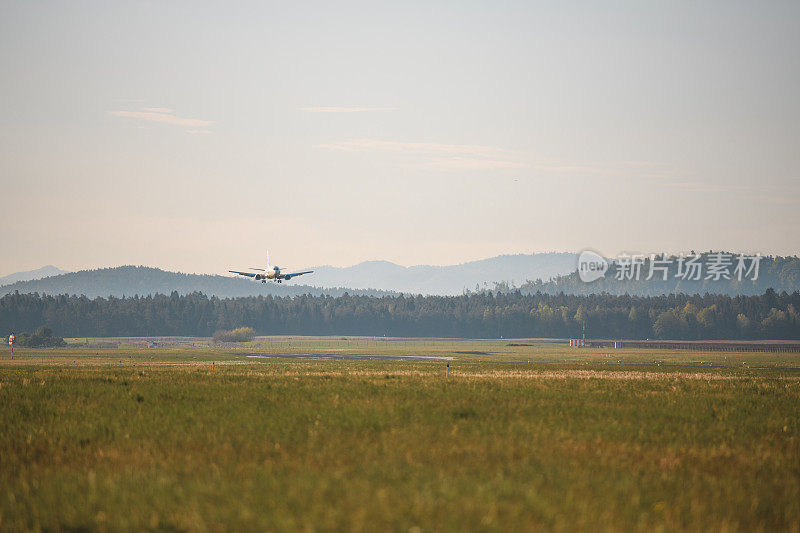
[[229, 256, 311, 284], [254, 266, 292, 283]]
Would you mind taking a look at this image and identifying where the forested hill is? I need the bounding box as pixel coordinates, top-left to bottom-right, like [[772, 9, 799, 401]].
[[0, 266, 393, 299], [2, 290, 799, 340], [514, 255, 800, 296]]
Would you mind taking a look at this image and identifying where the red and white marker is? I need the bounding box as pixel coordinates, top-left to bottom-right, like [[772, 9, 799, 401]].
[[8, 334, 13, 346]]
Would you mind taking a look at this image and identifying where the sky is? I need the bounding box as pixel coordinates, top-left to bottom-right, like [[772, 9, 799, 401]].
[[1, 0, 798, 276]]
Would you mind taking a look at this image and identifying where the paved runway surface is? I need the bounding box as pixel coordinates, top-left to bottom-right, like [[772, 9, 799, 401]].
[[243, 353, 455, 361], [240, 354, 798, 371]]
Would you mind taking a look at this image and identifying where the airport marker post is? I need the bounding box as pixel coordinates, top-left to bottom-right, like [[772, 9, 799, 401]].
[[8, 334, 14, 359]]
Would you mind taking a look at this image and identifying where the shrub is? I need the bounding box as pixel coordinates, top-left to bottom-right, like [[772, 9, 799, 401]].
[[15, 326, 67, 348], [213, 327, 256, 343]]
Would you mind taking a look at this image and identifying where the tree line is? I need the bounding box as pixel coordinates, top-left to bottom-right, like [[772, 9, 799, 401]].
[[2, 289, 799, 340]]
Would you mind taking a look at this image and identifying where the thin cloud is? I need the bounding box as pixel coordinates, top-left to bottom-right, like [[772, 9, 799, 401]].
[[752, 194, 798, 206], [109, 108, 213, 129], [315, 138, 683, 176], [428, 157, 527, 170], [663, 181, 752, 194], [141, 107, 174, 113], [524, 158, 674, 178], [316, 138, 522, 171], [661, 182, 798, 206], [317, 138, 515, 158], [301, 106, 396, 113]]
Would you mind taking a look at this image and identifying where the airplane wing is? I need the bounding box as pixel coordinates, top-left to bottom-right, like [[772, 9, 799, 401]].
[[229, 270, 257, 278], [283, 270, 313, 278]]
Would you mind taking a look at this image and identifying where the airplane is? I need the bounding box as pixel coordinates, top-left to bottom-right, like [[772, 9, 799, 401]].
[[229, 253, 313, 284]]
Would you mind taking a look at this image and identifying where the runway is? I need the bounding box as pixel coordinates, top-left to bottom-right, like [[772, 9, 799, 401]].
[[239, 354, 799, 371], [243, 353, 455, 361]]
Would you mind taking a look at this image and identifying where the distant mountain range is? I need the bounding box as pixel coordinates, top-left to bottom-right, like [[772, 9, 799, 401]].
[[0, 253, 579, 298], [0, 265, 68, 286], [3, 252, 797, 299], [308, 253, 577, 295]]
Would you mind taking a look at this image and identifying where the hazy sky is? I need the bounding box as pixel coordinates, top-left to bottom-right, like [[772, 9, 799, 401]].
[[1, 0, 798, 276]]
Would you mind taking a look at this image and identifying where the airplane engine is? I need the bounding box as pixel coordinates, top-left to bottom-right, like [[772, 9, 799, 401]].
[[254, 274, 263, 281], [284, 275, 292, 280]]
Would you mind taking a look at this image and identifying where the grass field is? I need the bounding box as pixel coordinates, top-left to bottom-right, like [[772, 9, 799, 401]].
[[2, 338, 799, 531]]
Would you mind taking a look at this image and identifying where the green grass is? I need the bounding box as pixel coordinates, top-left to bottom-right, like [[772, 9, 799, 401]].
[[1, 342, 799, 531]]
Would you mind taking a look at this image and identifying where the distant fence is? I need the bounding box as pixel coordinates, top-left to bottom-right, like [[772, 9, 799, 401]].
[[589, 340, 800, 353]]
